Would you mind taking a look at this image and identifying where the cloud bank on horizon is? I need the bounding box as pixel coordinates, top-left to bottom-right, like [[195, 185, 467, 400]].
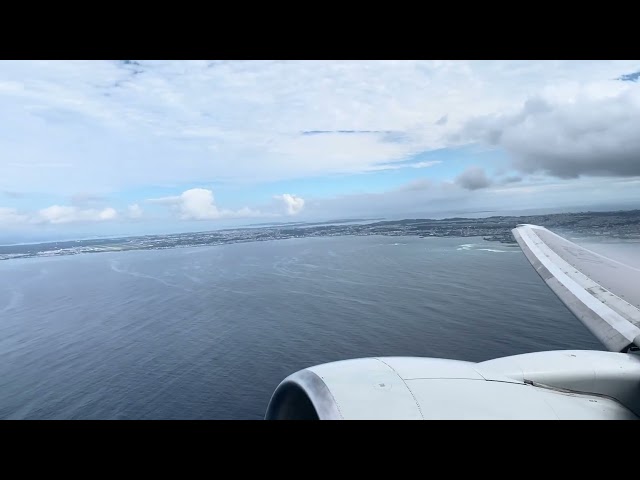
[[1, 60, 640, 237]]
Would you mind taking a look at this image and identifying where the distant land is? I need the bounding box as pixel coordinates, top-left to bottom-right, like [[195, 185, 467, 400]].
[[1, 209, 639, 261], [245, 218, 383, 227]]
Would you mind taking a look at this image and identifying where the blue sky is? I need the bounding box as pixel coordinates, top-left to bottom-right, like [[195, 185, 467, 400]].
[[1, 60, 640, 241]]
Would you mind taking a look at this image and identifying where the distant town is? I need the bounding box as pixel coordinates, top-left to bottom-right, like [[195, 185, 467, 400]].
[[2, 209, 639, 261]]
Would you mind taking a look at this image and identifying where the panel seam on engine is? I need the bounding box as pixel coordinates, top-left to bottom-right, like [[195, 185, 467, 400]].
[[374, 358, 425, 420], [312, 372, 345, 420]]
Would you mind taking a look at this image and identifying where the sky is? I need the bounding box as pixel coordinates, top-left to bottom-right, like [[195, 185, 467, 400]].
[[1, 60, 640, 242]]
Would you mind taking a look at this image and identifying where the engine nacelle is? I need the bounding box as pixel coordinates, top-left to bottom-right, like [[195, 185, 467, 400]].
[[265, 351, 640, 420]]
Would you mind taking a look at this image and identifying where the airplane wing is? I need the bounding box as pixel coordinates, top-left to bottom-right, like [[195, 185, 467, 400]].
[[512, 224, 640, 353]]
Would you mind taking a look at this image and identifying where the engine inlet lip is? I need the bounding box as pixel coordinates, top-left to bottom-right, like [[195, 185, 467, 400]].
[[265, 369, 342, 420]]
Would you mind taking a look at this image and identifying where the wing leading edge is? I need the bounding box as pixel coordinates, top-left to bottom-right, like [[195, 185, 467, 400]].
[[512, 224, 640, 353]]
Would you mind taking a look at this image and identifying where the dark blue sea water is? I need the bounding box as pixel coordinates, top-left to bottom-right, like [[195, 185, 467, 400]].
[[0, 235, 602, 419]]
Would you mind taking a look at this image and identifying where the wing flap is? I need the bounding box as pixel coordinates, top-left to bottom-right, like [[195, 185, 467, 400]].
[[513, 224, 640, 353]]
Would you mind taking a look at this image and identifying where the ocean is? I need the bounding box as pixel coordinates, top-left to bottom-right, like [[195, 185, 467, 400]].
[[0, 235, 602, 419]]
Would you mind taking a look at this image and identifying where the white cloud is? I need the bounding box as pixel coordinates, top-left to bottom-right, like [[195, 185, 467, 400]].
[[0, 204, 122, 226], [148, 188, 260, 220], [177, 189, 220, 220], [37, 205, 118, 224], [0, 202, 147, 227], [2, 60, 639, 195], [99, 207, 117, 220], [2, 60, 640, 233], [127, 203, 143, 219], [148, 188, 220, 220], [275, 194, 305, 215]]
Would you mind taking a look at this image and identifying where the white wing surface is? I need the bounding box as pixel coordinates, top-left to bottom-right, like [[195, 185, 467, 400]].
[[512, 224, 640, 353]]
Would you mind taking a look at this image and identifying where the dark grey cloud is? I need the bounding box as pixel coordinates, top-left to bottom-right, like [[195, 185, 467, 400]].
[[455, 166, 492, 190], [617, 71, 640, 82], [119, 60, 143, 74], [501, 175, 523, 184], [112, 60, 143, 88], [300, 129, 410, 144], [435, 115, 448, 126], [458, 93, 640, 178]]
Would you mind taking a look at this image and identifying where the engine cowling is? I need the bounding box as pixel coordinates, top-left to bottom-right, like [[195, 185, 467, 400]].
[[265, 351, 640, 420]]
